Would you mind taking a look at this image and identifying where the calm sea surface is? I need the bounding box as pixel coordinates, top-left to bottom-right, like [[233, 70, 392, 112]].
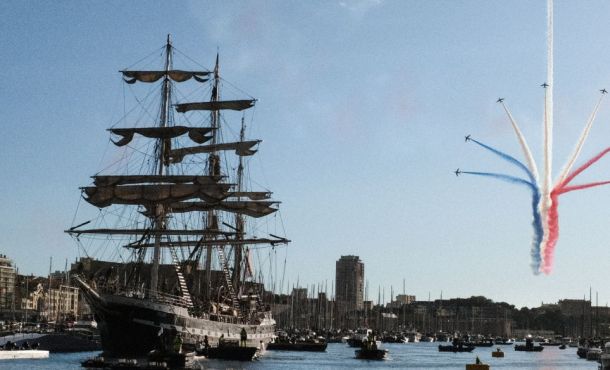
[[0, 342, 600, 369]]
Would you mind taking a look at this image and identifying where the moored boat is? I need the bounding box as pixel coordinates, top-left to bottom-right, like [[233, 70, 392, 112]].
[[347, 329, 372, 348], [438, 344, 475, 353], [439, 338, 475, 353], [470, 339, 494, 347], [599, 342, 610, 370]]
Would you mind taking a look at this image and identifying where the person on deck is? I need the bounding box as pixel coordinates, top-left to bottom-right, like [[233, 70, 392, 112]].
[[173, 333, 183, 354], [240, 328, 248, 347]]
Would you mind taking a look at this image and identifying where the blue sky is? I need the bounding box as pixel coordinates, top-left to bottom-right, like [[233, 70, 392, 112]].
[[2, 0, 610, 308]]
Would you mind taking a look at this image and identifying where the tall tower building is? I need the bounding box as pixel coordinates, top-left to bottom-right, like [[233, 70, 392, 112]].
[[335, 255, 364, 310], [0, 255, 16, 311]]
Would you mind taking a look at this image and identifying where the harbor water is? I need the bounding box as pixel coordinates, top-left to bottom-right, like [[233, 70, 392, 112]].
[[0, 342, 600, 369]]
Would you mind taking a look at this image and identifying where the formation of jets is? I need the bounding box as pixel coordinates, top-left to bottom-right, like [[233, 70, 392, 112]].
[[457, 88, 608, 179]]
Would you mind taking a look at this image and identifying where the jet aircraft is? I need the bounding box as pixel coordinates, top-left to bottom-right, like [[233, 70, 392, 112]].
[[454, 168, 461, 176]]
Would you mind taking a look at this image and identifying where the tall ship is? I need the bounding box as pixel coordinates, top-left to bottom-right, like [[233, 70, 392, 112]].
[[65, 36, 289, 357]]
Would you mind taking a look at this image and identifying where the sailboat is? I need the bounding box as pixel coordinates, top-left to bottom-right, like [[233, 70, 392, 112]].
[[65, 36, 289, 357]]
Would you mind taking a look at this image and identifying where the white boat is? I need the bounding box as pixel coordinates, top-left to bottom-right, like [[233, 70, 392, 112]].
[[0, 350, 49, 360]]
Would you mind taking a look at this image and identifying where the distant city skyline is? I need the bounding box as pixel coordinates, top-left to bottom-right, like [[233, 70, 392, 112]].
[[2, 1, 610, 308]]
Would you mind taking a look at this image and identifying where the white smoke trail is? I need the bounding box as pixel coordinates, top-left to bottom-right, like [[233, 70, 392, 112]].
[[501, 102, 540, 182], [539, 0, 554, 270], [555, 93, 606, 187]]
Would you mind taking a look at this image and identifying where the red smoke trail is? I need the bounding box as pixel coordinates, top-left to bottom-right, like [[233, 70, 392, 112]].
[[542, 147, 610, 274], [557, 147, 610, 189]]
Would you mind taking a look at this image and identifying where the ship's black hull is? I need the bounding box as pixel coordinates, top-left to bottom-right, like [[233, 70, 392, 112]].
[[76, 278, 275, 358]]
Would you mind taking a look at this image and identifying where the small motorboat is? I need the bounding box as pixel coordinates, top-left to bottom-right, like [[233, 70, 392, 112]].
[[355, 336, 388, 360], [492, 348, 505, 358], [355, 347, 388, 360], [196, 339, 258, 361], [559, 344, 566, 350], [466, 359, 490, 370], [514, 337, 543, 352]]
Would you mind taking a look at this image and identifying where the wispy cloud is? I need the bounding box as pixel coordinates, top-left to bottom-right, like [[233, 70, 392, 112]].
[[338, 0, 383, 19]]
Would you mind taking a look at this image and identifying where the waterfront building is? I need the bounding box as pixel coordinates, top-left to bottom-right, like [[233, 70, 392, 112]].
[[46, 285, 79, 321], [335, 255, 364, 329], [0, 255, 16, 312], [335, 255, 364, 310], [386, 294, 416, 309]]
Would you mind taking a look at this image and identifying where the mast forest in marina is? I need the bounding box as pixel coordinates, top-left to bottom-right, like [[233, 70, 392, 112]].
[[66, 36, 289, 357]]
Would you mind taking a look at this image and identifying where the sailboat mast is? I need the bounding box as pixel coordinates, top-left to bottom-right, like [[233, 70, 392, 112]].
[[150, 35, 173, 295], [204, 54, 221, 302]]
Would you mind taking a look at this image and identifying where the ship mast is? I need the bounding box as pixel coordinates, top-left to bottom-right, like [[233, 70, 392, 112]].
[[150, 35, 173, 295], [204, 54, 221, 302], [66, 38, 291, 310], [232, 116, 246, 293]]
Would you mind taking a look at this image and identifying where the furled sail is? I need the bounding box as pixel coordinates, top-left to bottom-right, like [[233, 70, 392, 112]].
[[121, 70, 210, 84], [125, 236, 290, 249], [92, 175, 224, 187], [82, 183, 231, 208], [157, 200, 279, 218], [65, 228, 234, 236], [175, 99, 255, 113], [230, 191, 272, 200], [169, 140, 260, 163], [109, 126, 214, 146]]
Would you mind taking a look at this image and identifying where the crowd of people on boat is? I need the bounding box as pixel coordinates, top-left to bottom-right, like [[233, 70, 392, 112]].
[[361, 332, 379, 351], [1, 341, 40, 351]]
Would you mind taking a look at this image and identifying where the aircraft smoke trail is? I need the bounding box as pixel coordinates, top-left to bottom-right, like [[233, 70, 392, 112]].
[[560, 181, 610, 194], [540, 0, 555, 265], [557, 147, 610, 190], [460, 0, 610, 274], [461, 170, 543, 272], [469, 138, 536, 183], [542, 147, 610, 273], [464, 139, 544, 272], [556, 93, 606, 186], [500, 101, 540, 182]]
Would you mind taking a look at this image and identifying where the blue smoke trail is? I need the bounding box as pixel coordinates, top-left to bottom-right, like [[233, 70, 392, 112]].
[[470, 138, 537, 184], [462, 170, 543, 274]]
